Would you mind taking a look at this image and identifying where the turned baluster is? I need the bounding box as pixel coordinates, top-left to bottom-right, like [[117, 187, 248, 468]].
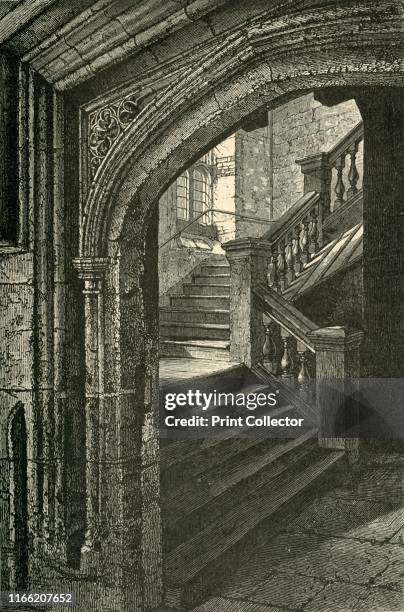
[[347, 141, 359, 198], [277, 239, 287, 292], [297, 346, 311, 402], [280, 332, 293, 380], [293, 224, 303, 274], [285, 232, 295, 284], [309, 209, 319, 254], [267, 246, 280, 292], [334, 154, 346, 208], [262, 323, 278, 374], [300, 218, 310, 264]]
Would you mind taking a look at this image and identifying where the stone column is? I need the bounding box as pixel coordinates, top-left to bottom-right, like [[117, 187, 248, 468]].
[[0, 53, 18, 244], [356, 92, 404, 378], [72, 256, 109, 567], [308, 327, 363, 449], [222, 238, 270, 367], [52, 90, 67, 557]]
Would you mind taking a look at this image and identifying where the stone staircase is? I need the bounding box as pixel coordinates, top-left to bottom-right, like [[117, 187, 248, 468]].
[[160, 256, 231, 361], [159, 124, 366, 611], [160, 367, 345, 610]]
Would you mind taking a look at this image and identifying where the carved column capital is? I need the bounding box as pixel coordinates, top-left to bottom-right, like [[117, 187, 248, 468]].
[[73, 256, 109, 280], [73, 257, 109, 293]]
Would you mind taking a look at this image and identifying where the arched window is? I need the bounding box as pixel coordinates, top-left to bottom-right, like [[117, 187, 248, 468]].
[[176, 171, 189, 220], [193, 169, 211, 224]]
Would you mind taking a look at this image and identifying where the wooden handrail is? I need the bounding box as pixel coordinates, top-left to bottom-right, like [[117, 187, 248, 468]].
[[253, 283, 318, 352], [328, 121, 363, 166], [262, 191, 319, 243]]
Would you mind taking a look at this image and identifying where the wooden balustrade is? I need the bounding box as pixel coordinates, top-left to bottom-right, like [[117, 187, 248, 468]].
[[223, 237, 364, 448], [253, 284, 363, 448], [297, 121, 363, 214], [333, 154, 346, 208], [263, 122, 364, 297], [223, 122, 365, 450], [263, 192, 322, 294], [347, 141, 360, 198], [261, 320, 315, 403], [328, 122, 363, 210]]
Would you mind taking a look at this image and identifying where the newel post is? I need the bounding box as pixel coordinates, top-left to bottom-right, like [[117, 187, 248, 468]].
[[72, 256, 109, 566], [297, 152, 332, 239], [222, 238, 270, 367], [308, 327, 363, 450]]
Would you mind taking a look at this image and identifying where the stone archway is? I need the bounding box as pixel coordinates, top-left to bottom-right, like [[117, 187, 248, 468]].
[[73, 5, 404, 608]]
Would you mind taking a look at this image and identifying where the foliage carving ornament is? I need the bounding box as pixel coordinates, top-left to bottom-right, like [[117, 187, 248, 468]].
[[88, 93, 145, 178]]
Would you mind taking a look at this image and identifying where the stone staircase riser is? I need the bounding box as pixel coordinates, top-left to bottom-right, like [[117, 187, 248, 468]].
[[160, 324, 229, 341], [160, 341, 230, 361], [164, 438, 316, 552], [193, 275, 230, 286], [170, 296, 230, 309], [160, 309, 229, 325], [200, 265, 230, 275], [182, 284, 230, 296], [165, 450, 344, 610]]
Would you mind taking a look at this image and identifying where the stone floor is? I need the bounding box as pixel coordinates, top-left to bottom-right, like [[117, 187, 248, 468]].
[[192, 452, 404, 612]]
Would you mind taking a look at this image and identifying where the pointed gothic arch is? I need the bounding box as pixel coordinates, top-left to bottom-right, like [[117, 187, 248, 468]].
[[71, 4, 404, 607]]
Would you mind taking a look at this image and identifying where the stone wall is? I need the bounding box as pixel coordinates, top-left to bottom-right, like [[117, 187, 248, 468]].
[[272, 93, 362, 218], [213, 135, 236, 242], [234, 128, 272, 238], [0, 252, 34, 588]]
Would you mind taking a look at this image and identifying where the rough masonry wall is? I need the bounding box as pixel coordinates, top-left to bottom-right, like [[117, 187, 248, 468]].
[[235, 127, 272, 239], [272, 93, 362, 218], [0, 252, 34, 587], [213, 135, 236, 243]]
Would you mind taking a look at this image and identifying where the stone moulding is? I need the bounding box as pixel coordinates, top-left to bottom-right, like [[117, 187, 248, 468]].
[[88, 91, 150, 179], [81, 2, 404, 260]]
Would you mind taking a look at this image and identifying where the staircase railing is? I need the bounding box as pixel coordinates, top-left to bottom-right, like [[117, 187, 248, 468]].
[[297, 121, 364, 230], [253, 283, 318, 423], [263, 191, 322, 293], [252, 283, 363, 448], [261, 121, 364, 295], [160, 207, 275, 249], [222, 121, 365, 448]]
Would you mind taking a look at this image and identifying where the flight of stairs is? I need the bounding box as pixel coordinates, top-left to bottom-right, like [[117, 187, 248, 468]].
[[161, 368, 345, 610], [160, 256, 231, 361]]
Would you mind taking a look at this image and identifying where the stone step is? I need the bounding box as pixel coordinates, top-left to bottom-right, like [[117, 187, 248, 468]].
[[165, 449, 345, 610], [182, 284, 230, 296], [161, 381, 283, 473], [170, 295, 230, 310], [164, 428, 318, 551], [160, 307, 229, 325], [160, 339, 229, 361], [160, 321, 229, 341], [200, 264, 229, 276], [193, 274, 230, 285]]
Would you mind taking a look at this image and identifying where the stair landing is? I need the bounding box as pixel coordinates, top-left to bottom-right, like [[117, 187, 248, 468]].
[[160, 358, 240, 386]]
